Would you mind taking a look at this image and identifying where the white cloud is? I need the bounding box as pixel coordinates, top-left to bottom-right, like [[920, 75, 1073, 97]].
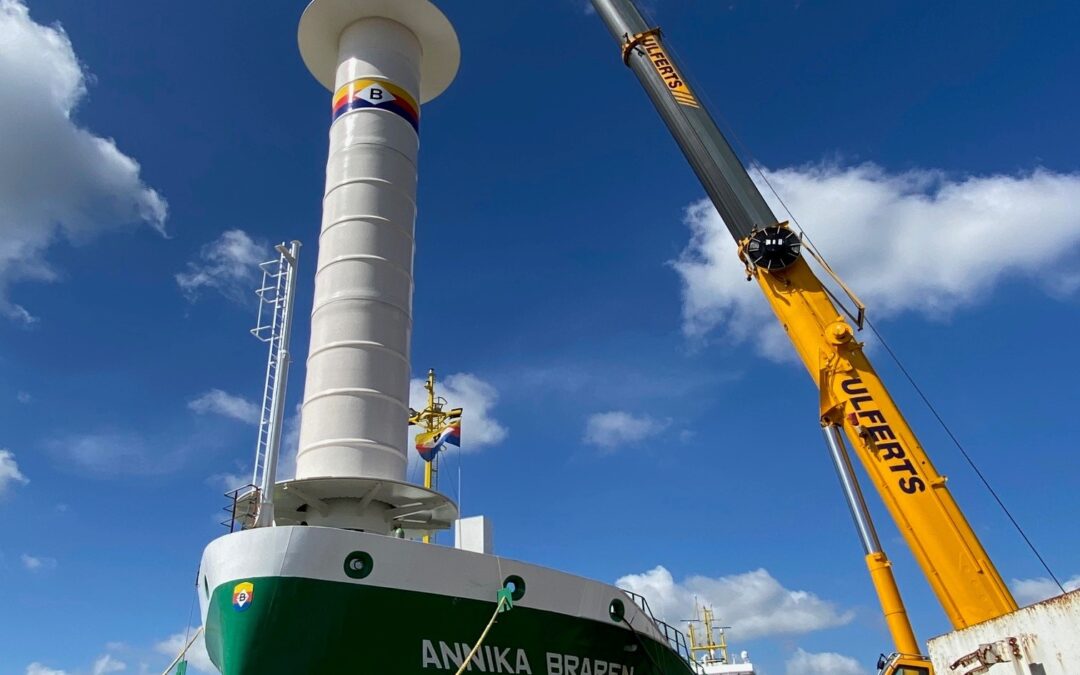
[[155, 628, 215, 674], [210, 403, 300, 490], [48, 431, 186, 477], [674, 164, 1080, 359], [406, 373, 506, 482], [207, 469, 253, 494], [786, 648, 867, 675], [53, 432, 153, 475], [278, 404, 301, 480], [17, 391, 32, 403], [583, 411, 669, 452], [1011, 574, 1080, 606], [188, 389, 259, 425], [90, 654, 125, 675], [176, 229, 265, 303], [0, 0, 167, 324], [26, 664, 67, 675], [616, 565, 853, 640], [409, 373, 507, 451], [21, 553, 57, 571], [0, 449, 29, 495]]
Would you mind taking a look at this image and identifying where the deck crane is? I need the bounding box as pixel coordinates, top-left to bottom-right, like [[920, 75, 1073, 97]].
[[588, 1, 1079, 673]]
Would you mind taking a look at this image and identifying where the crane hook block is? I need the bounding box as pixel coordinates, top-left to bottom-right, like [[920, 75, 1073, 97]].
[[745, 226, 802, 270]]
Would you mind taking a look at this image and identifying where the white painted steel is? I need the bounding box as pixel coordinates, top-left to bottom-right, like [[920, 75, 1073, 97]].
[[454, 515, 493, 554], [256, 242, 301, 527], [199, 526, 670, 646], [297, 0, 460, 100], [233, 476, 459, 533], [296, 3, 461, 503], [295, 16, 422, 487], [927, 589, 1080, 673], [700, 664, 755, 675]]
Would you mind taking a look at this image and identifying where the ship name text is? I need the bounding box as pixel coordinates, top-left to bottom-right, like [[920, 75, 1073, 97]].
[[421, 640, 636, 675]]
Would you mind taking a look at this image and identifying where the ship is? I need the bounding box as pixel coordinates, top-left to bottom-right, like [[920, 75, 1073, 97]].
[[200, 369, 704, 674], [191, 0, 708, 673], [685, 605, 755, 675]]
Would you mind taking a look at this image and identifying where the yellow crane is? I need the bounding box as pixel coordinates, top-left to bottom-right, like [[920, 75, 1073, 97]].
[[588, 1, 1076, 673]]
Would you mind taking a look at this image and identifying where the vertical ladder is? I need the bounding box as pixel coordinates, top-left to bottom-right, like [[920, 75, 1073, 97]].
[[251, 254, 287, 486], [249, 241, 302, 527]]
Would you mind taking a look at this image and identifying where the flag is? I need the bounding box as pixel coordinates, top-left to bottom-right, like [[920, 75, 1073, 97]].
[[443, 419, 462, 447], [176, 661, 188, 675], [415, 419, 462, 462]]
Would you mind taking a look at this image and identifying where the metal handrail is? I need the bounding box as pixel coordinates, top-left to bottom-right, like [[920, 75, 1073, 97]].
[[622, 590, 700, 669], [221, 485, 260, 532]]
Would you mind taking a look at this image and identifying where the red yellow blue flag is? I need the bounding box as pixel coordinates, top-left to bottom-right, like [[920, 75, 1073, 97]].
[[415, 419, 461, 462]]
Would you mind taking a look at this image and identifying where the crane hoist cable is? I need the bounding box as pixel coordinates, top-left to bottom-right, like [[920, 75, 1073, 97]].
[[863, 316, 1065, 594], [658, 21, 1062, 594]]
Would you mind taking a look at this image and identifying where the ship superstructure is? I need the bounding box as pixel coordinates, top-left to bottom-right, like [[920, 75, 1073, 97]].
[[685, 605, 755, 675]]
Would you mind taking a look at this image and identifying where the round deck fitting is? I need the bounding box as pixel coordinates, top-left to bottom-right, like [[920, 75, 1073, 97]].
[[298, 0, 460, 102]]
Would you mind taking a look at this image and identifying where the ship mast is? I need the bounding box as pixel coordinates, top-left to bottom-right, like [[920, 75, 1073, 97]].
[[687, 603, 730, 665], [407, 368, 463, 543]]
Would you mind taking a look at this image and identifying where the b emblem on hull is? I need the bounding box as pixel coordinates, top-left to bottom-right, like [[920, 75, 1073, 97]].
[[232, 581, 254, 612]]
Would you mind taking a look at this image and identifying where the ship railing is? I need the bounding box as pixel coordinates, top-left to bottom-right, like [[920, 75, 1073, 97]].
[[221, 485, 260, 532], [622, 590, 704, 672]]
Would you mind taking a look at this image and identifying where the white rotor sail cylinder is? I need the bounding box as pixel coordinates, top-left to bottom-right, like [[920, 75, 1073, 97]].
[[296, 19, 422, 482]]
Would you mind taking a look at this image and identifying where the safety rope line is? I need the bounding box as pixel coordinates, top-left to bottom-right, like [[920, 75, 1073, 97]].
[[181, 582, 196, 658], [454, 595, 510, 675], [160, 625, 203, 675]]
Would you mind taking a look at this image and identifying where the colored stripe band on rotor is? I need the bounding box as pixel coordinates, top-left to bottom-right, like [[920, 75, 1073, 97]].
[[332, 78, 420, 132]]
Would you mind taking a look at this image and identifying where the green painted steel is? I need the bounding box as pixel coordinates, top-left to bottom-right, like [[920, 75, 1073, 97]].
[[205, 576, 695, 675]]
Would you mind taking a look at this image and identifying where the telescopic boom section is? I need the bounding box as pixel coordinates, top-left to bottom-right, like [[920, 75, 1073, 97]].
[[589, 0, 1018, 632], [590, 0, 774, 241]]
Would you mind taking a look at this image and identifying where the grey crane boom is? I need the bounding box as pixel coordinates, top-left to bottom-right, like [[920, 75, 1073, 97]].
[[590, 0, 778, 241]]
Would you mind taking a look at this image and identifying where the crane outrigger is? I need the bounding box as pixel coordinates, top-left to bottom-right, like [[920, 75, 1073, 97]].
[[588, 1, 1079, 673]]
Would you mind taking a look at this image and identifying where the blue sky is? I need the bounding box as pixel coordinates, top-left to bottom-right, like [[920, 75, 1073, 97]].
[[1, 1, 1079, 674]]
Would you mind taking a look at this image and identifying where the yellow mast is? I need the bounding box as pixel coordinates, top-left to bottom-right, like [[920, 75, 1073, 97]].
[[687, 603, 729, 664], [407, 368, 462, 544]]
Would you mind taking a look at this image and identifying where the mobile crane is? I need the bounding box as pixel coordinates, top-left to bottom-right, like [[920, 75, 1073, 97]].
[[588, 1, 1080, 673]]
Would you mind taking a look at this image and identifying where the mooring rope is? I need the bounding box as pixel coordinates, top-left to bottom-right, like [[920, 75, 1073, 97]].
[[454, 595, 510, 675], [160, 625, 203, 675]]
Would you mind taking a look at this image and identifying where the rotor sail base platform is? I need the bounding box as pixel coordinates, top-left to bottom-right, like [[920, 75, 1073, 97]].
[[236, 476, 457, 537]]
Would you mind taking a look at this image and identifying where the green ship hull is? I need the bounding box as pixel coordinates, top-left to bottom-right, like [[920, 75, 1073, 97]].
[[199, 527, 696, 675], [206, 576, 692, 674]]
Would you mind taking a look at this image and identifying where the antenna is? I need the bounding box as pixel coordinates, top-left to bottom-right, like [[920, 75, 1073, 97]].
[[685, 603, 731, 665]]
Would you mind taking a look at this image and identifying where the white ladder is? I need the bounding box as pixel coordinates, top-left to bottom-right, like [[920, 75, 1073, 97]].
[[249, 241, 301, 526]]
